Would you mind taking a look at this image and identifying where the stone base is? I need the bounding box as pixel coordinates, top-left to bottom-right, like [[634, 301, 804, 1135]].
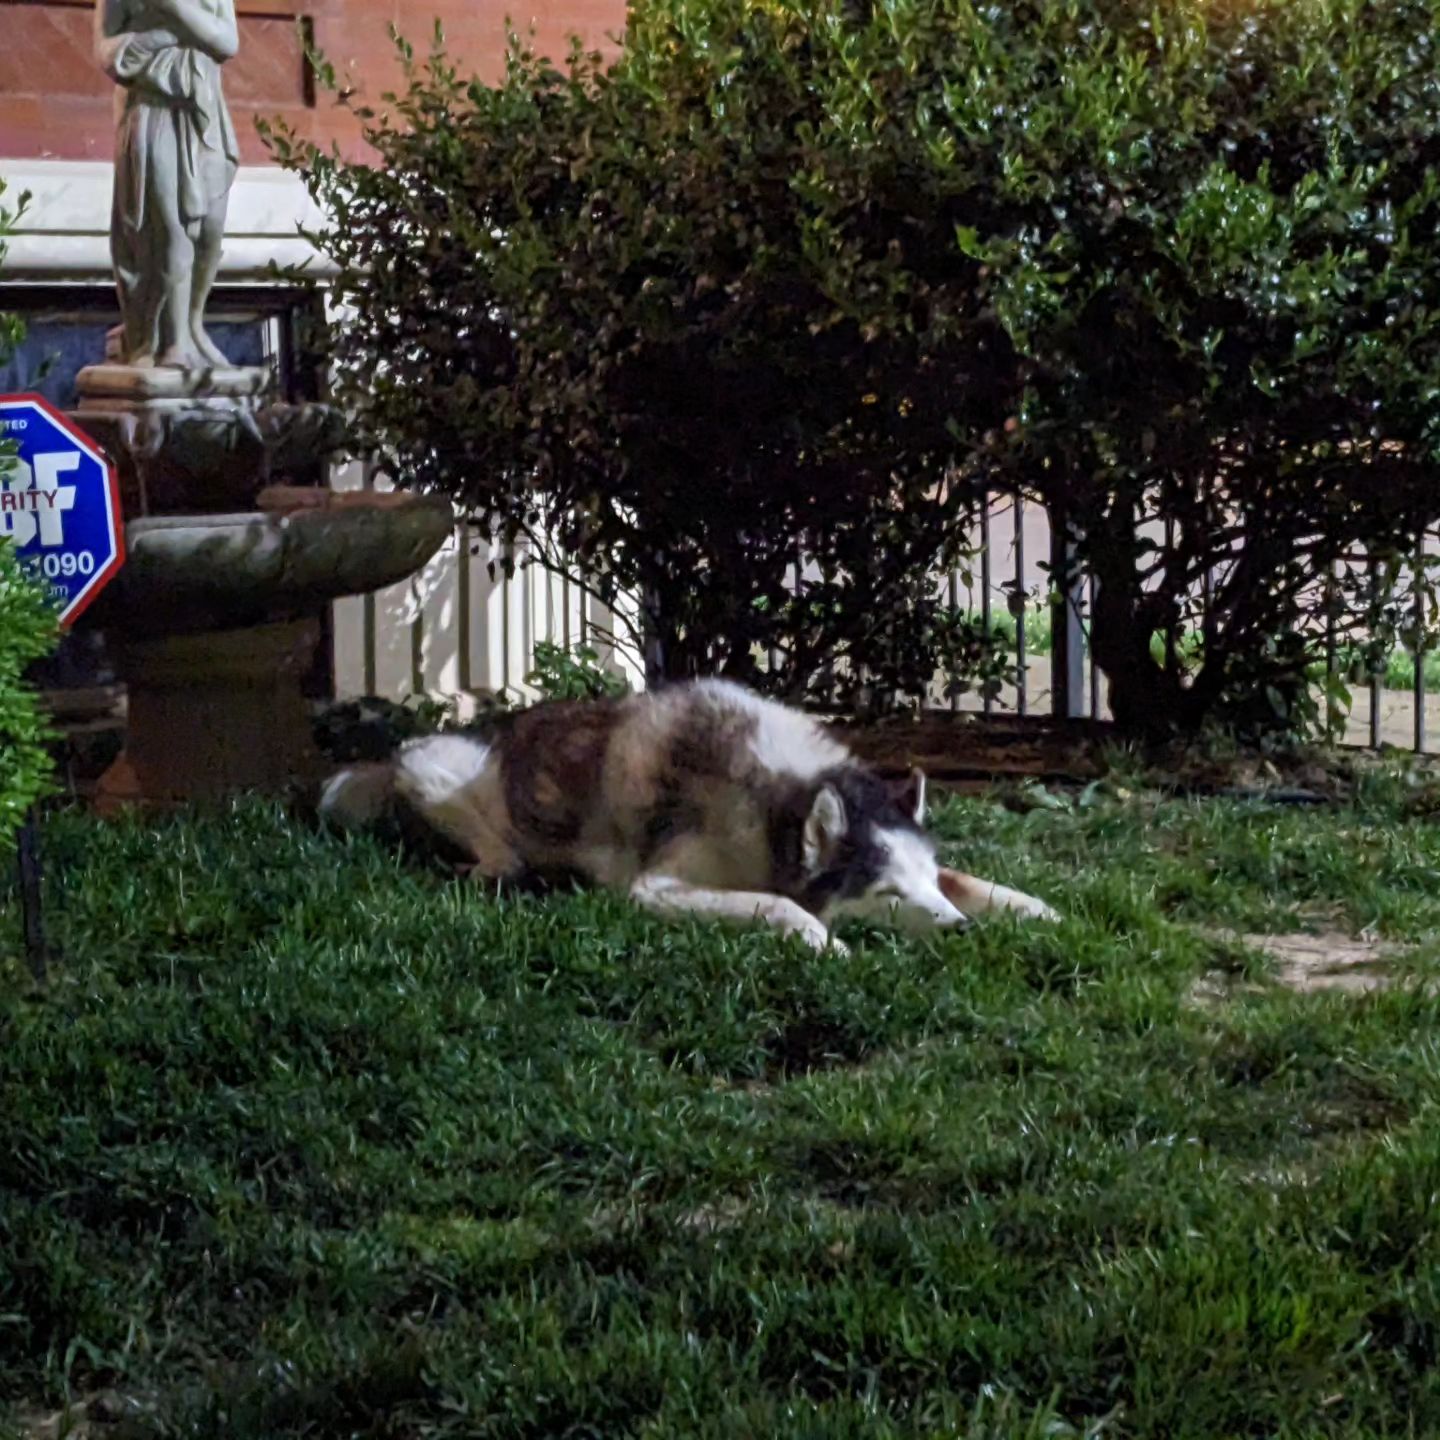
[[76, 361, 270, 411], [94, 620, 324, 814]]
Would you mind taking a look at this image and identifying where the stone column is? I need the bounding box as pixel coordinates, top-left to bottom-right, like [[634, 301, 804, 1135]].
[[94, 619, 323, 812]]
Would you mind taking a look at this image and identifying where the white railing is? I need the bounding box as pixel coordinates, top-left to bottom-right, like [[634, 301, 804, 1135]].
[[328, 462, 643, 714]]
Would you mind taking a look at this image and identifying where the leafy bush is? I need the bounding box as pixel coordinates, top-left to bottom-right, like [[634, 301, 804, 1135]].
[[0, 179, 22, 370], [526, 640, 629, 702], [0, 548, 57, 844], [312, 693, 469, 762], [265, 12, 1015, 711], [0, 179, 59, 846], [935, 0, 1440, 736], [273, 0, 1440, 736], [313, 644, 626, 763]]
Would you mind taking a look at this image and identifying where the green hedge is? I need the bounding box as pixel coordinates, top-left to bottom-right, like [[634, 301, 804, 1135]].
[[272, 0, 1440, 736], [0, 177, 58, 847]]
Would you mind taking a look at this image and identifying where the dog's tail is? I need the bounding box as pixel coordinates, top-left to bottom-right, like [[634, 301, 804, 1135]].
[[316, 743, 494, 870], [317, 760, 399, 831]]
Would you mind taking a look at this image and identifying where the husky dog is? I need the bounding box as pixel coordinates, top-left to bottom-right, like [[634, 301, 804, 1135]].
[[319, 679, 1058, 951]]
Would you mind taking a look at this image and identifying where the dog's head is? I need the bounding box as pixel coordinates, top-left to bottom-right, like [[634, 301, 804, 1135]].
[[800, 767, 968, 933]]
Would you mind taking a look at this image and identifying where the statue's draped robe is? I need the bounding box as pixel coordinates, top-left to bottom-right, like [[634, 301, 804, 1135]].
[[98, 10, 239, 359]]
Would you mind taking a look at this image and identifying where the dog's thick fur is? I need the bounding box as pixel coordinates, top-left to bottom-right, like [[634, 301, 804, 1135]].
[[320, 679, 1057, 950]]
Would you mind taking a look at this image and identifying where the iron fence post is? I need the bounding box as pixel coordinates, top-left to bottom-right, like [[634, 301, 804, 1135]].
[[1050, 504, 1087, 720]]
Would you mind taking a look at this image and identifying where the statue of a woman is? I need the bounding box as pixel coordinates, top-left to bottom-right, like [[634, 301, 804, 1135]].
[[95, 0, 240, 370]]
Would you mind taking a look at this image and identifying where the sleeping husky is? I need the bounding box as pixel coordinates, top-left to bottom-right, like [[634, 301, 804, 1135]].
[[319, 679, 1058, 951]]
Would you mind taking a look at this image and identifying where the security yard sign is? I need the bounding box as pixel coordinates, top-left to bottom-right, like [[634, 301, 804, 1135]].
[[1, 393, 125, 982], [0, 393, 124, 626]]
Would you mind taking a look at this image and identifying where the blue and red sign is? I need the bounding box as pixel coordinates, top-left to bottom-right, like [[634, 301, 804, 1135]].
[[0, 394, 124, 626]]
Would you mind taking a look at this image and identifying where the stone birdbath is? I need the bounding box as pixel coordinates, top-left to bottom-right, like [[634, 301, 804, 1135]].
[[79, 479, 451, 811], [68, 0, 451, 810]]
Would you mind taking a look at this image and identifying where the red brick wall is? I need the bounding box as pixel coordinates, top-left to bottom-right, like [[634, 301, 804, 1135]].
[[0, 0, 626, 165]]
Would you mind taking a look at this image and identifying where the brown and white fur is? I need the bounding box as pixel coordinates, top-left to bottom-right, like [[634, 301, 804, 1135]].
[[319, 679, 1058, 951]]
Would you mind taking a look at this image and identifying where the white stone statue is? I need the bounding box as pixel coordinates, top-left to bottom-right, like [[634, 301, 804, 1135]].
[[94, 0, 240, 370]]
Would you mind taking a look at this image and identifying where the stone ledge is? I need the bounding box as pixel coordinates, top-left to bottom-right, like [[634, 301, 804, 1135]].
[[76, 363, 271, 402]]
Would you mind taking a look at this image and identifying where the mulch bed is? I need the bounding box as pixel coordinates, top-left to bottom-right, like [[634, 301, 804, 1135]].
[[825, 708, 1417, 804], [826, 710, 1113, 788]]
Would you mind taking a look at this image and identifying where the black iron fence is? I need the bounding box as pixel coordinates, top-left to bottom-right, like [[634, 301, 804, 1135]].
[[334, 481, 1436, 755], [934, 500, 1437, 753], [751, 498, 1436, 752]]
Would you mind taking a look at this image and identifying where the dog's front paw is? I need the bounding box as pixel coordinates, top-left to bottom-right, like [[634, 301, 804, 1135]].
[[781, 910, 847, 955], [1022, 898, 1062, 923], [755, 898, 849, 955]]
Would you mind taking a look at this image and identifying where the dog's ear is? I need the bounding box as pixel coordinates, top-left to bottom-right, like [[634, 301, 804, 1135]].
[[895, 766, 927, 825], [803, 784, 847, 872]]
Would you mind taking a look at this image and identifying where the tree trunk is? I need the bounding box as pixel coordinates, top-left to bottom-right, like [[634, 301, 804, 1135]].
[[1087, 532, 1191, 737]]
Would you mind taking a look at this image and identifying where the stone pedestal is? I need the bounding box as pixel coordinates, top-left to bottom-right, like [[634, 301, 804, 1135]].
[[67, 382, 354, 517], [76, 362, 269, 412], [94, 620, 324, 814], [72, 365, 275, 515]]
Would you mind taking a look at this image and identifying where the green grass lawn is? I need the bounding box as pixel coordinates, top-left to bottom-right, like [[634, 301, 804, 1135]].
[[5, 780, 1440, 1438]]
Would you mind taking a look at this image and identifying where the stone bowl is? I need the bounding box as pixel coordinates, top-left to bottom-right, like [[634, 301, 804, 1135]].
[[85, 490, 454, 638]]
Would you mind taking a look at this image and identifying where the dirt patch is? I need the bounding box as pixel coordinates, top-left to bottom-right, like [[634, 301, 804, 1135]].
[[1194, 929, 1424, 1001], [674, 1196, 751, 1235], [1246, 932, 1409, 993], [14, 1389, 157, 1439]]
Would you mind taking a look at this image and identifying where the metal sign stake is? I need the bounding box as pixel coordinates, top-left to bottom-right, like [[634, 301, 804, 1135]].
[[17, 807, 47, 983]]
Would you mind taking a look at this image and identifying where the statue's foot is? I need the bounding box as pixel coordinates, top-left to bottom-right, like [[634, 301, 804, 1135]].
[[156, 344, 205, 371], [192, 326, 231, 370]]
